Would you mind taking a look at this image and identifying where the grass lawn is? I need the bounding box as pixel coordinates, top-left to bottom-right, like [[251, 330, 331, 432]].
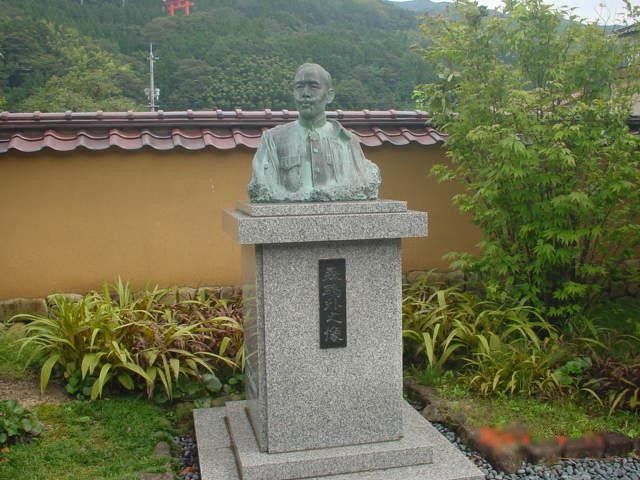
[[0, 323, 176, 480], [437, 383, 640, 442], [0, 398, 173, 480]]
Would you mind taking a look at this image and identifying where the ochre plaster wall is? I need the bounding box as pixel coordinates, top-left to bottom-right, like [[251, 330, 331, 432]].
[[0, 145, 480, 299], [370, 145, 480, 273]]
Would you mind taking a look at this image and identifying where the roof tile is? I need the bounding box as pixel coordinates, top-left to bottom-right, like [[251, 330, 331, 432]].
[[0, 109, 444, 154]]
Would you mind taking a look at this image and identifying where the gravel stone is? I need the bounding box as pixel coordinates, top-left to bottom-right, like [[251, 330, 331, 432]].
[[178, 407, 640, 480], [174, 434, 201, 480], [152, 441, 171, 458], [431, 422, 640, 480]]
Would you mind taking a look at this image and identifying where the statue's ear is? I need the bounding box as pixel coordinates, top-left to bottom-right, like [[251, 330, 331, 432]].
[[327, 88, 335, 104]]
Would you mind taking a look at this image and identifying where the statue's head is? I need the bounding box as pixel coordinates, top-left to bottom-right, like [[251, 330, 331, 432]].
[[293, 63, 335, 122]]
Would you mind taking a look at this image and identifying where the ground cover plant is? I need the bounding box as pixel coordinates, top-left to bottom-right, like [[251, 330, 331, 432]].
[[403, 274, 640, 416], [0, 399, 43, 446], [582, 354, 640, 414], [10, 280, 244, 402], [0, 398, 172, 480], [404, 276, 572, 399]]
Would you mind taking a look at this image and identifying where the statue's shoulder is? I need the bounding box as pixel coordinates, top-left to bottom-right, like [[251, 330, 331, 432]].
[[328, 120, 353, 142], [266, 122, 297, 142]]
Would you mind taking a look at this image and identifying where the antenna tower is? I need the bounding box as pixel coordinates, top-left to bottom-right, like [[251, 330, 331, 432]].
[[144, 44, 160, 112]]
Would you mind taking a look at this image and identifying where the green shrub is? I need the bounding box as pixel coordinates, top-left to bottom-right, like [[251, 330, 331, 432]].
[[553, 356, 592, 389], [581, 354, 640, 414], [403, 277, 576, 397], [465, 336, 565, 397], [415, 0, 640, 321], [0, 322, 43, 379], [12, 279, 244, 401], [0, 400, 43, 446], [402, 275, 640, 404], [404, 276, 556, 359]]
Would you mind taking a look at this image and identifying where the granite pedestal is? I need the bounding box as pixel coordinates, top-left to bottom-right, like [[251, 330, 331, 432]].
[[194, 200, 483, 480]]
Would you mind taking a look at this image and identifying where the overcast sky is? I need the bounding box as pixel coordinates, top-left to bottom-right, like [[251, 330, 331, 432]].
[[390, 0, 638, 24]]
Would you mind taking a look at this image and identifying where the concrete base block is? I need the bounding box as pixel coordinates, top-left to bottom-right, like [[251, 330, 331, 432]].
[[226, 401, 433, 480], [194, 402, 484, 480]]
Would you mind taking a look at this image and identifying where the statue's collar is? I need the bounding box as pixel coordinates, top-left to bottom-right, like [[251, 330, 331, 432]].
[[296, 119, 351, 140]]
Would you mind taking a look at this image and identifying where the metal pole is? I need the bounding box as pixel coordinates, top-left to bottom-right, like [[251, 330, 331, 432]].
[[146, 44, 160, 112], [149, 44, 156, 111]]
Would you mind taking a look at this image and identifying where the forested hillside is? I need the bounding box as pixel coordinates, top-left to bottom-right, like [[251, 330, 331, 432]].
[[0, 0, 434, 112], [385, 0, 450, 14]]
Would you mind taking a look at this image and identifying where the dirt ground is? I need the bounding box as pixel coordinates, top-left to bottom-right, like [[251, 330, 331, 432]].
[[0, 377, 68, 408]]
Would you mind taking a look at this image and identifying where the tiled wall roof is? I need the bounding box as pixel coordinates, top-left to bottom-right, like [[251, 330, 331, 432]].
[[0, 109, 445, 154]]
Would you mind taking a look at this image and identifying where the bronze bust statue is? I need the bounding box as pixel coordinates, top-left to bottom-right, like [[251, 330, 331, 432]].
[[248, 63, 381, 203]]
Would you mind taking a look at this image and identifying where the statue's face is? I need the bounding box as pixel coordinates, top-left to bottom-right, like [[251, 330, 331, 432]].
[[293, 67, 335, 121]]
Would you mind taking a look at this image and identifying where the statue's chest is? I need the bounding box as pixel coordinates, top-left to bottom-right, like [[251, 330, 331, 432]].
[[275, 136, 347, 190]]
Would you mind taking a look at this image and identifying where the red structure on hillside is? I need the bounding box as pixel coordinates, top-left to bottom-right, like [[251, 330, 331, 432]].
[[162, 0, 193, 16]]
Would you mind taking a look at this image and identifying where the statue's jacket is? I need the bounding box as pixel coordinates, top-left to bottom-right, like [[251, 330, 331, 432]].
[[248, 120, 381, 202]]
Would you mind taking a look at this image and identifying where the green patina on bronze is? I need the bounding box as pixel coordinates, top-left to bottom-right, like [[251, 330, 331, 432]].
[[248, 63, 381, 202]]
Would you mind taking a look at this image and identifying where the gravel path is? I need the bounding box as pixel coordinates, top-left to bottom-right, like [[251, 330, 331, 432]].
[[175, 435, 201, 480], [175, 414, 640, 480], [0, 377, 68, 408], [434, 423, 640, 480]]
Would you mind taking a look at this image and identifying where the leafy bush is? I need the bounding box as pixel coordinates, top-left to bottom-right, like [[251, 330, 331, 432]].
[[415, 0, 640, 321], [465, 336, 565, 397], [12, 279, 244, 401], [0, 400, 43, 446], [553, 356, 592, 390], [403, 275, 640, 407], [581, 354, 640, 414], [0, 322, 43, 380], [403, 276, 579, 397], [404, 275, 557, 360]]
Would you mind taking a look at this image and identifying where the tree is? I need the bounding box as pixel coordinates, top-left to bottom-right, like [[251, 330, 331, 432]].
[[0, 0, 431, 111], [204, 54, 297, 110], [415, 0, 640, 321], [0, 18, 64, 108], [334, 78, 370, 109], [163, 58, 215, 110], [18, 24, 144, 112]]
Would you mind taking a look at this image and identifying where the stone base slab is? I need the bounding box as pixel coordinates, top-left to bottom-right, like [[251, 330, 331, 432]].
[[224, 401, 433, 480], [223, 208, 427, 245], [237, 200, 408, 217], [194, 402, 484, 480]]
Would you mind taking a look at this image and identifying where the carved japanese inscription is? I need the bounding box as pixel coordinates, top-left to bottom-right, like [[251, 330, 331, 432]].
[[318, 259, 347, 349]]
